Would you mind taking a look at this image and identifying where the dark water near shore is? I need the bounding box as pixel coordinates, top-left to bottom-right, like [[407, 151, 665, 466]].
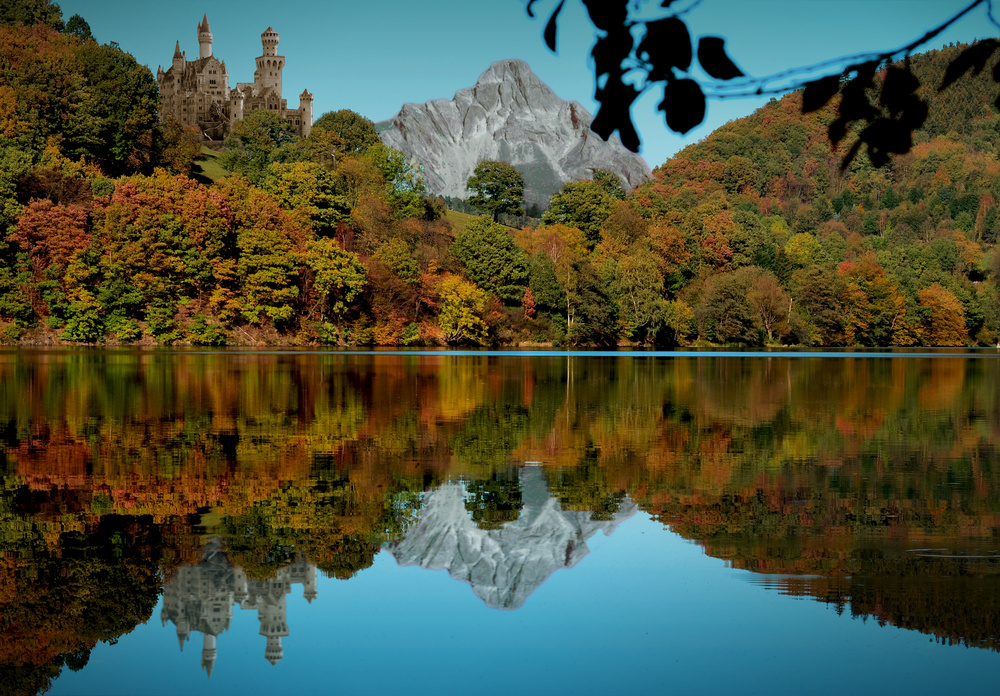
[[2, 348, 1000, 695]]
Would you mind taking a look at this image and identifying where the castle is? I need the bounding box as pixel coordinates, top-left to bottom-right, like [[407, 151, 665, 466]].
[[159, 544, 318, 677], [157, 15, 313, 141]]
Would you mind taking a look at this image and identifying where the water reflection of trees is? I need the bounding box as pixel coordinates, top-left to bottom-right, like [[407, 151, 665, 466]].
[[0, 516, 163, 696], [2, 351, 1000, 675]]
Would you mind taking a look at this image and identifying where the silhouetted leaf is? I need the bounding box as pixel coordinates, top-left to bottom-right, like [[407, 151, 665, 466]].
[[544, 0, 565, 53], [592, 74, 642, 151], [899, 98, 928, 131], [940, 40, 1000, 90], [659, 79, 705, 134], [864, 119, 912, 156], [592, 29, 634, 78], [526, 0, 540, 19], [880, 65, 920, 115], [583, 0, 628, 32], [837, 62, 879, 126], [660, 0, 679, 6], [828, 118, 849, 147], [867, 145, 891, 169], [802, 75, 841, 113], [638, 17, 692, 80], [697, 37, 744, 80]]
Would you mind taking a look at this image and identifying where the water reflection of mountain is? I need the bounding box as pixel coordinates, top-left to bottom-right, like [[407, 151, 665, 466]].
[[159, 543, 317, 676], [6, 352, 1000, 689], [388, 467, 637, 609]]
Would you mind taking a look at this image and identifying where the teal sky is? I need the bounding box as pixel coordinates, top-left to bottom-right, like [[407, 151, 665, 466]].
[[57, 0, 999, 168]]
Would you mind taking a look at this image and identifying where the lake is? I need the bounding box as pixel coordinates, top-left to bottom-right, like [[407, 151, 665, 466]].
[[2, 348, 1000, 695]]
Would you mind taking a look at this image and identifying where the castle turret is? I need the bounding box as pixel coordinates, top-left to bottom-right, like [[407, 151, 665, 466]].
[[299, 89, 313, 139], [176, 617, 190, 652], [264, 635, 284, 666], [258, 598, 289, 666], [198, 14, 213, 59], [172, 40, 185, 72], [254, 27, 284, 97], [201, 633, 217, 679], [261, 26, 279, 56]]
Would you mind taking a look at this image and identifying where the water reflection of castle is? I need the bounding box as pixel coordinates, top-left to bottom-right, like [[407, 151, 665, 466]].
[[159, 543, 317, 677]]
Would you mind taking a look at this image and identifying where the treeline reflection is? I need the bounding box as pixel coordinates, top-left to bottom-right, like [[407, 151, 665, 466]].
[[2, 351, 1000, 692]]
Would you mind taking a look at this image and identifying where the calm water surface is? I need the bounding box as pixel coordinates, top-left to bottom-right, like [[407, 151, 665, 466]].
[[2, 349, 1000, 695]]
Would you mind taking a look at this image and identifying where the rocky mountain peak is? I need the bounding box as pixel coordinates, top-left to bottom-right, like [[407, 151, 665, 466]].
[[377, 60, 650, 208]]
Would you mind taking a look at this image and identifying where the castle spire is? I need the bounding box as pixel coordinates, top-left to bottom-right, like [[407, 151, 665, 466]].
[[173, 40, 182, 59], [201, 634, 217, 679], [198, 14, 213, 59]]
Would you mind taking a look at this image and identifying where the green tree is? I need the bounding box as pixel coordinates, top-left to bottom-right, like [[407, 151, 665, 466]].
[[604, 245, 664, 340], [593, 169, 626, 200], [221, 110, 298, 184], [784, 232, 824, 267], [364, 142, 431, 218], [372, 237, 419, 284], [466, 160, 524, 222], [236, 226, 299, 326], [542, 181, 613, 247], [0, 0, 64, 29], [527, 251, 566, 314], [791, 266, 846, 345], [311, 109, 380, 155], [746, 267, 791, 342], [262, 161, 350, 236], [305, 236, 367, 319], [157, 118, 202, 177], [451, 216, 528, 302], [64, 13, 90, 41], [566, 262, 617, 345], [67, 41, 160, 176], [696, 268, 760, 345]]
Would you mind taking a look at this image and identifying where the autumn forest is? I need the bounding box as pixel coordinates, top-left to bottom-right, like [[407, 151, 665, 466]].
[[2, 4, 1000, 347]]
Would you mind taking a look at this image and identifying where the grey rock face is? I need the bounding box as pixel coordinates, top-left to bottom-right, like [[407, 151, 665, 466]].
[[377, 59, 651, 208], [385, 467, 637, 610]]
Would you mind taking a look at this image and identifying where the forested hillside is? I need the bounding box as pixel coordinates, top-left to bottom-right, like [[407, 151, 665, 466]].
[[627, 44, 1000, 346], [0, 1, 997, 346]]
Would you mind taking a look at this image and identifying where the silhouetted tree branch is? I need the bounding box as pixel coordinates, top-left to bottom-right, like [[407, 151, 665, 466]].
[[525, 0, 1000, 167]]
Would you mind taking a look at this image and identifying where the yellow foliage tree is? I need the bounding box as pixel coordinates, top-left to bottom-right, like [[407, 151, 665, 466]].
[[437, 275, 489, 345], [918, 283, 967, 346]]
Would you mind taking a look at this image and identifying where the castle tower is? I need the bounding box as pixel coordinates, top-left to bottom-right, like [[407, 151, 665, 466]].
[[176, 618, 190, 652], [257, 597, 289, 666], [201, 633, 217, 679], [264, 636, 284, 666], [254, 27, 284, 97], [299, 89, 313, 139], [197, 14, 213, 59], [300, 560, 317, 603], [261, 26, 278, 56], [172, 40, 185, 72]]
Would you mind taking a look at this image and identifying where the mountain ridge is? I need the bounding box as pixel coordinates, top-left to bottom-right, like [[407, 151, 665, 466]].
[[377, 59, 651, 208]]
